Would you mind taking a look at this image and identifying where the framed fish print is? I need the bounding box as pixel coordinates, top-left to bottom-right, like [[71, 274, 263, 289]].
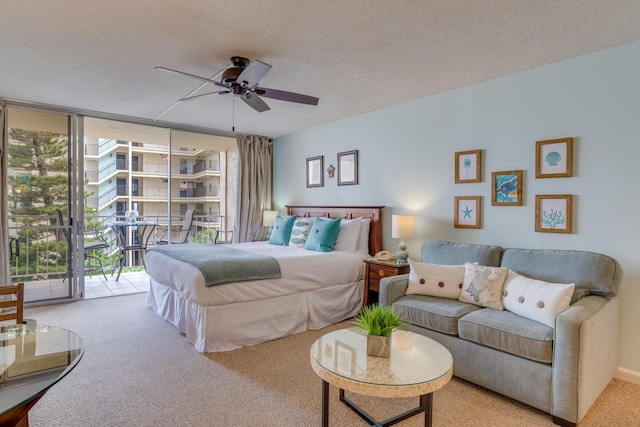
[[454, 196, 481, 228], [455, 150, 481, 183], [536, 137, 573, 178], [491, 170, 523, 206], [535, 194, 573, 233]]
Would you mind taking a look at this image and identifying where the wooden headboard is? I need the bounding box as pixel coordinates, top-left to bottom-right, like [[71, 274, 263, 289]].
[[285, 206, 384, 256]]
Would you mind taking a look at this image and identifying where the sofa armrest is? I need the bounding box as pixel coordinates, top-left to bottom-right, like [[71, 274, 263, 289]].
[[378, 274, 409, 307], [552, 295, 620, 424]]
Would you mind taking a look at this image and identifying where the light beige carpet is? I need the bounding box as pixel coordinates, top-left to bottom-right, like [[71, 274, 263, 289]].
[[23, 293, 640, 426]]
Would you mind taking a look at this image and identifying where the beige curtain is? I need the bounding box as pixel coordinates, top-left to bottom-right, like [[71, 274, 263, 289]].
[[1, 103, 11, 288], [235, 134, 273, 242]]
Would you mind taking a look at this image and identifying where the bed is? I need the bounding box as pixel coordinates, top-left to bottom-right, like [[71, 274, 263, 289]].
[[145, 206, 384, 352]]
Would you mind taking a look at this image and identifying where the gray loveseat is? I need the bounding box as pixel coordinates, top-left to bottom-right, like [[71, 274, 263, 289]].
[[379, 240, 622, 426]]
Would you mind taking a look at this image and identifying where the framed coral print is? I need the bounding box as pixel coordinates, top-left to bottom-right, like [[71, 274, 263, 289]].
[[455, 150, 481, 183], [454, 196, 481, 228], [536, 137, 573, 178], [306, 156, 324, 188], [491, 170, 523, 206], [337, 150, 358, 186], [535, 195, 573, 233]]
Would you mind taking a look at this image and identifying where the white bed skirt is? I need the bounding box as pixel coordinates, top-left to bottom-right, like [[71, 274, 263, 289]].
[[147, 277, 364, 352]]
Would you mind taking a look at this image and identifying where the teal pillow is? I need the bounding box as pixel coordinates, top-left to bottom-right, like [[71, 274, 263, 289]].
[[304, 218, 342, 252], [268, 215, 297, 246]]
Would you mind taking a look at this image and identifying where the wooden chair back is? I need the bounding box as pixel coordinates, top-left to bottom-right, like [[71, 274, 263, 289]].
[[0, 283, 25, 324]]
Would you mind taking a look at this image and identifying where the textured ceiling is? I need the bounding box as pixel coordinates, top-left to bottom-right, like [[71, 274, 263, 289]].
[[1, 1, 640, 138]]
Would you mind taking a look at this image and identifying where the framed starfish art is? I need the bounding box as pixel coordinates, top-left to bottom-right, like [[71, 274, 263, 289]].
[[454, 196, 481, 229]]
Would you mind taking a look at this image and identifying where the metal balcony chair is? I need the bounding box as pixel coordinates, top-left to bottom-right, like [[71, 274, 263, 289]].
[[214, 230, 233, 244], [157, 209, 195, 245], [56, 209, 109, 281], [0, 283, 25, 324]]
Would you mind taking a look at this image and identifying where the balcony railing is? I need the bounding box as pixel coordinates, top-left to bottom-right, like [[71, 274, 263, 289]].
[[7, 213, 229, 284]]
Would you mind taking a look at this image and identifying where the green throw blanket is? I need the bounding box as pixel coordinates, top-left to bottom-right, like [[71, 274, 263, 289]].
[[149, 244, 281, 287]]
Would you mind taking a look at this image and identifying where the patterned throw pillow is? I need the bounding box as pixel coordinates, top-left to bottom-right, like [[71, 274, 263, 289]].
[[459, 263, 509, 310], [288, 217, 315, 248]]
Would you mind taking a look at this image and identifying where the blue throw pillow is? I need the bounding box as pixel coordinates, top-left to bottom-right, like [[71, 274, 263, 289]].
[[268, 215, 297, 246], [304, 217, 342, 252]]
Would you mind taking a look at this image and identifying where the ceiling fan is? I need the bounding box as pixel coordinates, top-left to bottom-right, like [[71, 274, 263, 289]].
[[155, 56, 319, 115]]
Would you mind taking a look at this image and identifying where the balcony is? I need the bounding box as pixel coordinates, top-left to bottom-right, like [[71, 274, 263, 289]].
[[8, 213, 229, 303]]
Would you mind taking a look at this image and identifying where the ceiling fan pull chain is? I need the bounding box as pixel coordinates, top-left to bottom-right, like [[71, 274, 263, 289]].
[[232, 96, 235, 132]]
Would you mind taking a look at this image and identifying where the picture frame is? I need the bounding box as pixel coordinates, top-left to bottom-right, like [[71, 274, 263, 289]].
[[454, 196, 481, 229], [535, 194, 573, 233], [455, 149, 481, 183], [536, 137, 573, 178], [337, 150, 358, 186], [306, 156, 324, 188], [491, 170, 523, 206]]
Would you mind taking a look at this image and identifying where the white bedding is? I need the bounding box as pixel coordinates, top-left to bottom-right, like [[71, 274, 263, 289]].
[[145, 241, 366, 306], [145, 241, 367, 352]]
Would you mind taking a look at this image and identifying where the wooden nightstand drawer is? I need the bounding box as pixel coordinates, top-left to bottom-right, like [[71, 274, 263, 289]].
[[363, 259, 410, 305]]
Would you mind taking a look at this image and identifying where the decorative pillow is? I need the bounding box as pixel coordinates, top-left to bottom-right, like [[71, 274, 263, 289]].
[[268, 215, 297, 246], [356, 218, 371, 254], [333, 217, 362, 252], [405, 260, 465, 299], [459, 263, 509, 309], [502, 270, 575, 327], [288, 217, 315, 248], [304, 217, 342, 252]]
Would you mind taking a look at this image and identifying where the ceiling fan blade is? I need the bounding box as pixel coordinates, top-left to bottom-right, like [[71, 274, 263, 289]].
[[180, 90, 231, 101], [155, 67, 225, 87], [256, 87, 319, 106], [240, 92, 270, 113], [236, 60, 272, 88]]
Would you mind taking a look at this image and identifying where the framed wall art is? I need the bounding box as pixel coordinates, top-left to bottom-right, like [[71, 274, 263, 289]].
[[454, 196, 481, 229], [491, 170, 523, 206], [536, 137, 573, 178], [535, 194, 573, 233], [338, 150, 358, 186], [306, 156, 324, 188], [455, 149, 481, 183]]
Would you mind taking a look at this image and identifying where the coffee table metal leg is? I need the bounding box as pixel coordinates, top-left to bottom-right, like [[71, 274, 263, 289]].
[[339, 388, 433, 427], [322, 380, 329, 427]]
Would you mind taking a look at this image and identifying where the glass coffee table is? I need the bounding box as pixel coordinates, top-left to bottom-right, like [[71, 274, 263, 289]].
[[310, 328, 452, 427]]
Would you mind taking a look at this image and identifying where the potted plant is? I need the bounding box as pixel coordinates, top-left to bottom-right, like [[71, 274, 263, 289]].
[[352, 304, 403, 357]]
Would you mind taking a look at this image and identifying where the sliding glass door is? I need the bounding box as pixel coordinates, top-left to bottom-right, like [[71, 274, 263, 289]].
[[5, 107, 80, 302]]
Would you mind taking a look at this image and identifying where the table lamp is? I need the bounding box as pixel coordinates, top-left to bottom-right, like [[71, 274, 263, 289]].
[[392, 214, 416, 264], [263, 210, 278, 239]]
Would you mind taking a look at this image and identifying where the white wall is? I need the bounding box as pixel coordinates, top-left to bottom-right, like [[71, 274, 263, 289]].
[[273, 40, 640, 374]]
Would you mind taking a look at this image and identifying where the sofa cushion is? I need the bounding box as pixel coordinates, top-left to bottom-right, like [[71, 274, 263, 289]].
[[421, 240, 503, 267], [502, 270, 575, 327], [392, 295, 482, 335], [459, 263, 509, 310], [500, 248, 622, 303], [405, 260, 465, 299], [458, 309, 554, 364]]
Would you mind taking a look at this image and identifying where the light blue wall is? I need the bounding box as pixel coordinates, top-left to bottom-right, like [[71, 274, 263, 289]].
[[274, 40, 640, 373]]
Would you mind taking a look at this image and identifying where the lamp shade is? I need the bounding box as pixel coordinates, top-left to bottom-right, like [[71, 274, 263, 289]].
[[262, 210, 278, 227], [391, 215, 416, 239]]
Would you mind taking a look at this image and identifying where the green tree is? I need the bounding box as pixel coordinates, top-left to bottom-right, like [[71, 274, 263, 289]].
[[7, 129, 68, 225]]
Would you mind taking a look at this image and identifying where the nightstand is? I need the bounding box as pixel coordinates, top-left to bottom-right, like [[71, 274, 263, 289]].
[[363, 259, 410, 305]]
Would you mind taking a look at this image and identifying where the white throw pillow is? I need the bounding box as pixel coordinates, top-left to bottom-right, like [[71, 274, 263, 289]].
[[459, 263, 508, 310], [355, 218, 371, 254], [502, 270, 575, 327], [333, 217, 362, 253], [406, 260, 465, 299], [288, 217, 315, 248]]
